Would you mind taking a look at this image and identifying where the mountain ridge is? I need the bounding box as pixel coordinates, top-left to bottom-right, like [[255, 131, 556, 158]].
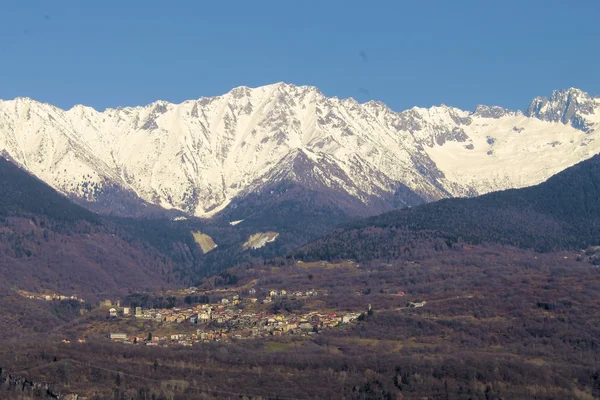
[[296, 154, 600, 262], [0, 157, 186, 299], [1, 83, 599, 221]]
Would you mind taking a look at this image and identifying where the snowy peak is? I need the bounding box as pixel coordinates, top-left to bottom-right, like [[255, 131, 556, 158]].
[[1, 84, 599, 220], [526, 88, 600, 132]]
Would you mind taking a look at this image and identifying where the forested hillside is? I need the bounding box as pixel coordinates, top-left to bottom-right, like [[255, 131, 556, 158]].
[[0, 158, 198, 299], [0, 157, 350, 299], [0, 157, 99, 222], [297, 154, 600, 261]]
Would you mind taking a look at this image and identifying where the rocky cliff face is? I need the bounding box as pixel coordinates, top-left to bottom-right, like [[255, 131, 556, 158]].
[[1, 369, 79, 399], [526, 88, 600, 132], [0, 84, 598, 220]]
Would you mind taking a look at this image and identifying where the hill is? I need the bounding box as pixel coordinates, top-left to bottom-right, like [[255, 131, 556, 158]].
[[0, 156, 352, 297], [297, 154, 600, 261], [0, 155, 99, 222], [3, 155, 600, 399], [0, 157, 198, 300], [4, 244, 599, 399]]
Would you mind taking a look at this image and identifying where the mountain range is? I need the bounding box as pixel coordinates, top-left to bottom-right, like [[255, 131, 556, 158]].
[[1, 84, 599, 225], [1, 90, 600, 302], [0, 155, 337, 297]]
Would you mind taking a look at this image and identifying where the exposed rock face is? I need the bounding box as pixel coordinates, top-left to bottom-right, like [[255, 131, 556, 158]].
[[0, 369, 78, 399], [243, 231, 279, 250], [526, 88, 599, 132], [473, 105, 519, 119]]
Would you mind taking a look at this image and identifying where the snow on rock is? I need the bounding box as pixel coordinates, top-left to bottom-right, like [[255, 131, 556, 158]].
[[242, 232, 279, 250], [192, 232, 217, 254], [526, 88, 600, 132], [0, 84, 599, 217]]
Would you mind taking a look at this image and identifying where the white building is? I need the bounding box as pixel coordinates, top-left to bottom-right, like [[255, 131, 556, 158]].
[[109, 333, 127, 340], [199, 313, 210, 322]]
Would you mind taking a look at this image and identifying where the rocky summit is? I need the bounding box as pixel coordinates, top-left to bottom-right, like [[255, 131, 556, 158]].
[[1, 84, 599, 219]]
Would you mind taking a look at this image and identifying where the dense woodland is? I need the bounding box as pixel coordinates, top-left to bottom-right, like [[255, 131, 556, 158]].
[[0, 158, 197, 295], [297, 155, 600, 262]]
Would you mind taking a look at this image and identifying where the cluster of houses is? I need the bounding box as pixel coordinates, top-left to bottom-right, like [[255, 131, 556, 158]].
[[61, 337, 87, 344], [18, 290, 85, 303], [109, 309, 363, 346], [105, 288, 363, 347], [104, 288, 320, 321], [251, 288, 319, 304]]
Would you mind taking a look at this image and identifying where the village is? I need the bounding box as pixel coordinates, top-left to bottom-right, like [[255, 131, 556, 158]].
[[18, 289, 85, 303], [103, 288, 366, 347], [18, 279, 416, 348]]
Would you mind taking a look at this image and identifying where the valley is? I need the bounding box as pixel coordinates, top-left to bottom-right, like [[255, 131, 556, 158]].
[[2, 156, 600, 400], [2, 2, 600, 399], [1, 245, 599, 399], [2, 79, 600, 400]]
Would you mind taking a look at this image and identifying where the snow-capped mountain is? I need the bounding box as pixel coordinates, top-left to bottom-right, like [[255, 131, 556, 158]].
[[0, 84, 599, 219], [526, 88, 599, 132]]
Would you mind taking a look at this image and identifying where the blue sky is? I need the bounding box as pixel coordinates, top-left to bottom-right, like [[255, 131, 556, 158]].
[[0, 0, 598, 112]]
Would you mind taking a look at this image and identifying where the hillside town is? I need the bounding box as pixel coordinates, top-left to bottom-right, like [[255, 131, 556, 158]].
[[18, 289, 85, 303], [103, 288, 365, 347]]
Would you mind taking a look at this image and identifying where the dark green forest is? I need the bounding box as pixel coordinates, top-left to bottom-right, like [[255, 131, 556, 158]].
[[297, 155, 600, 262]]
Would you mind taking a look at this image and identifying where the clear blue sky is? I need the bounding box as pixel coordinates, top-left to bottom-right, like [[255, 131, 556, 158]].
[[0, 0, 598, 112]]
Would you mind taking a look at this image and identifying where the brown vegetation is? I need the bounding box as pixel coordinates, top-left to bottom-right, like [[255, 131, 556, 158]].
[[2, 245, 599, 399]]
